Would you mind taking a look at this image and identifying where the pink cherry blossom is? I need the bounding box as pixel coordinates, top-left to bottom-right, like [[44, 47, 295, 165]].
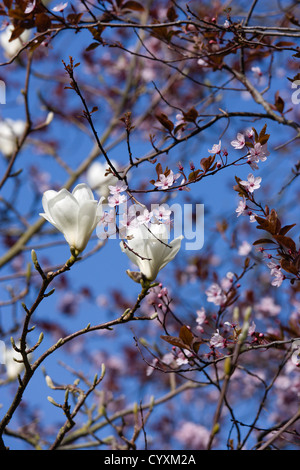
[[103, 209, 115, 224], [245, 128, 254, 139], [119, 212, 139, 230], [251, 66, 263, 79], [248, 321, 256, 336], [175, 350, 193, 366], [175, 422, 210, 449], [137, 208, 153, 225], [248, 142, 270, 164], [271, 269, 285, 287], [107, 193, 127, 207], [240, 173, 262, 193], [196, 307, 206, 333], [154, 170, 179, 190], [238, 240, 252, 256], [247, 158, 259, 171], [205, 283, 226, 306], [255, 296, 281, 317], [231, 133, 245, 150], [208, 140, 221, 154], [109, 180, 127, 195], [221, 272, 234, 290], [267, 260, 281, 275], [210, 329, 226, 349], [267, 261, 284, 287], [153, 205, 171, 222], [235, 197, 247, 217]]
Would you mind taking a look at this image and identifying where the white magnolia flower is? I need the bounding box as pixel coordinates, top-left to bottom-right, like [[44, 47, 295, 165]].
[[120, 223, 183, 281], [5, 343, 32, 381], [0, 24, 30, 58], [0, 118, 26, 156], [86, 161, 119, 198], [40, 183, 103, 253]]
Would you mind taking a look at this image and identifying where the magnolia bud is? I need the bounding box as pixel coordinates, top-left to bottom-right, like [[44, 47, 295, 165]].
[[224, 356, 231, 376], [45, 375, 55, 389]]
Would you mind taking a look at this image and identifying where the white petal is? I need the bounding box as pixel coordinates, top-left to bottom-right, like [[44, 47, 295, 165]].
[[120, 240, 142, 270], [121, 223, 183, 281], [86, 161, 119, 198], [47, 189, 79, 247], [75, 200, 99, 252], [41, 190, 59, 225], [72, 183, 95, 205], [159, 235, 183, 271]]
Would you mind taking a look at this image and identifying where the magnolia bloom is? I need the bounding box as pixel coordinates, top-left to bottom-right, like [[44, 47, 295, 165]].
[[86, 161, 119, 198], [5, 343, 31, 381], [120, 223, 183, 281], [0, 24, 30, 58], [40, 183, 103, 253], [0, 118, 26, 156]]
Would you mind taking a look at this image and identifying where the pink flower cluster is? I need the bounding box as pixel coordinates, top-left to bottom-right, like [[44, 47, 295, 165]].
[[154, 170, 180, 190], [230, 129, 270, 170]]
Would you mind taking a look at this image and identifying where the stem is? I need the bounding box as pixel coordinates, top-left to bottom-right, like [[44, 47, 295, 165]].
[[0, 253, 78, 444], [257, 408, 300, 450]]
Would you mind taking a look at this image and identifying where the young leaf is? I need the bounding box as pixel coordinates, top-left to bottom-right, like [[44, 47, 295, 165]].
[[179, 325, 194, 347], [160, 335, 188, 350], [122, 1, 145, 11], [273, 235, 296, 252], [155, 113, 174, 133]]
